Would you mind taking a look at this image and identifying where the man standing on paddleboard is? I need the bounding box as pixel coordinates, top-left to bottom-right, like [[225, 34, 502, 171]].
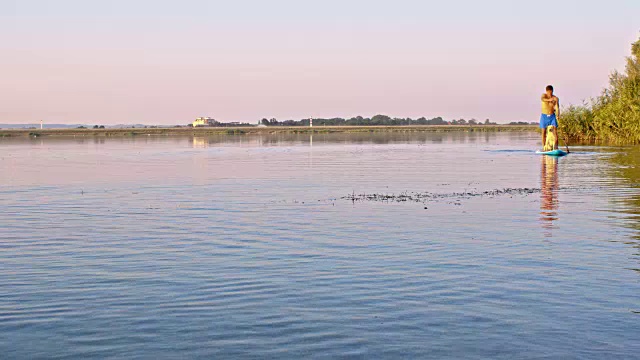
[[540, 85, 560, 150]]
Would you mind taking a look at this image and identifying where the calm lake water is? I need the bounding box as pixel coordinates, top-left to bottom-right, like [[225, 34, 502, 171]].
[[1, 132, 639, 359]]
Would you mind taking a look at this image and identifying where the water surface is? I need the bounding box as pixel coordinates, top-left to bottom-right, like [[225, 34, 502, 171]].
[[1, 132, 639, 359]]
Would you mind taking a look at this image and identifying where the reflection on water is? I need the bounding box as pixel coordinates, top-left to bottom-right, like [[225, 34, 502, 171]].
[[540, 155, 559, 234], [607, 147, 640, 248], [178, 131, 538, 148], [192, 137, 207, 148]]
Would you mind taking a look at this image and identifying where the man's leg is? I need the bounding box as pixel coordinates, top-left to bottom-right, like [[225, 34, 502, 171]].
[[542, 130, 546, 149], [553, 126, 559, 149]]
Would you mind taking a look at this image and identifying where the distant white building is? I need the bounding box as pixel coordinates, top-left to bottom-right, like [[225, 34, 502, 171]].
[[193, 117, 217, 127]]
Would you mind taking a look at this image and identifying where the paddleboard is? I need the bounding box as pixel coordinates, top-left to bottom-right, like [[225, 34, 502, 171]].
[[536, 149, 568, 157]]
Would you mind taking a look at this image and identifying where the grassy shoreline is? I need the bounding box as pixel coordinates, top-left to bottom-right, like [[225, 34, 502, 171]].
[[560, 36, 640, 144], [0, 125, 537, 138]]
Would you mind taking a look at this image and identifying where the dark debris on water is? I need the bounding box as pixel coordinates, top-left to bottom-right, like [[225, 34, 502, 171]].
[[342, 188, 541, 203]]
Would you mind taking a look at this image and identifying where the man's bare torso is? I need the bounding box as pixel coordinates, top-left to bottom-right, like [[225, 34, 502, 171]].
[[541, 94, 558, 115]]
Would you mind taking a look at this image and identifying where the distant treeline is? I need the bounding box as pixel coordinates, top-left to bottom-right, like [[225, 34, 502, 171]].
[[210, 122, 254, 127], [260, 115, 500, 127]]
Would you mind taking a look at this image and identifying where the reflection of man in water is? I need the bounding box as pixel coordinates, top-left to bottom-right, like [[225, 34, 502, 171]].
[[540, 156, 559, 230]]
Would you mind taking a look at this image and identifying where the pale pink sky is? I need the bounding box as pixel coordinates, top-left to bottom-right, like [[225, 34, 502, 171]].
[[1, 0, 639, 124]]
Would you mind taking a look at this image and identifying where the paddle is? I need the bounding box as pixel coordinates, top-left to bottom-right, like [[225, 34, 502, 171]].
[[561, 136, 570, 153], [558, 124, 570, 153], [557, 107, 570, 153]]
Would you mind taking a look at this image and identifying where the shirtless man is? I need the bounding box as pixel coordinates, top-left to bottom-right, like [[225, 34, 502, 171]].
[[540, 85, 560, 150]]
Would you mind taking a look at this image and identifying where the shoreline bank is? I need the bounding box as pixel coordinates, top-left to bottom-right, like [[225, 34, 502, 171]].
[[0, 125, 537, 138]]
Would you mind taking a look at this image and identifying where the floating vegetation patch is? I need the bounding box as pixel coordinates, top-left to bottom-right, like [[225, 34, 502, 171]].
[[342, 187, 541, 203]]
